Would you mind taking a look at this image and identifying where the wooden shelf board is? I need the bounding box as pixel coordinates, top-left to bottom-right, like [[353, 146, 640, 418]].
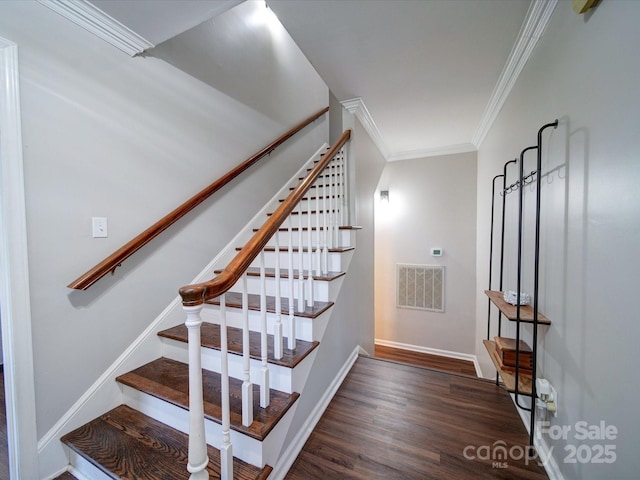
[[485, 290, 551, 324], [483, 340, 533, 396]]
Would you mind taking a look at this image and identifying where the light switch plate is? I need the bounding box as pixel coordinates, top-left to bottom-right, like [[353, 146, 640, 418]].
[[92, 217, 108, 238]]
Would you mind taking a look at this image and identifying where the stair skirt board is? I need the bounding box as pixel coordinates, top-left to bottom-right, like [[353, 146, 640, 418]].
[[36, 145, 331, 478], [160, 336, 320, 395], [121, 386, 298, 468], [269, 345, 363, 480], [374, 338, 483, 378]]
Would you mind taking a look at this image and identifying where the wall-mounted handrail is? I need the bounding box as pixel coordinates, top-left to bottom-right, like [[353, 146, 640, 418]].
[[67, 107, 329, 290], [179, 129, 351, 307]]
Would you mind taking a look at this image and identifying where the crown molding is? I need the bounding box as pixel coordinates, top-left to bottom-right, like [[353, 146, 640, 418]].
[[387, 143, 477, 162], [472, 0, 558, 147], [341, 98, 390, 159], [38, 0, 154, 56]]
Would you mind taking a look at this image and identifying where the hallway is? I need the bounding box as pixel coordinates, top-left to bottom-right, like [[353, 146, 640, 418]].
[[286, 355, 548, 479]]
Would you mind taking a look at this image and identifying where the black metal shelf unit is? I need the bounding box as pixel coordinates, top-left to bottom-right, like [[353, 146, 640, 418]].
[[485, 120, 558, 449]]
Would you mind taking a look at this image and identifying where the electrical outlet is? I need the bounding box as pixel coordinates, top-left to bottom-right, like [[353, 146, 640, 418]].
[[536, 378, 558, 416]]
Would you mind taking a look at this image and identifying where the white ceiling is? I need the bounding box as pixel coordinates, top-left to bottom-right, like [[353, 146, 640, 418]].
[[269, 0, 532, 160], [81, 0, 540, 161]]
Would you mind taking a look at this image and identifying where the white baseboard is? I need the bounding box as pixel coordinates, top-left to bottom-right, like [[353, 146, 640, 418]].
[[374, 338, 482, 377], [512, 397, 564, 480], [269, 345, 361, 480]]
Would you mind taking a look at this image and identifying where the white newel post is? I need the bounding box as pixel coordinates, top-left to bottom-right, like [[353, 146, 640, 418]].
[[184, 304, 210, 480]]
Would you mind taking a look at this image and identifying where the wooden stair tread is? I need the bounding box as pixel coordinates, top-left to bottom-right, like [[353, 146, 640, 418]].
[[269, 209, 336, 215], [116, 358, 299, 441], [253, 224, 361, 231], [215, 267, 345, 282], [289, 184, 339, 190], [207, 292, 333, 318], [237, 245, 354, 253], [61, 404, 272, 480], [158, 322, 319, 369]]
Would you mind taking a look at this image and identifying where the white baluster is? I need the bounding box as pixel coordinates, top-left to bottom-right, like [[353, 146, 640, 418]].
[[218, 295, 233, 480], [259, 253, 270, 408], [322, 165, 329, 275], [274, 230, 283, 359], [333, 154, 340, 247], [297, 201, 305, 312], [287, 215, 297, 350], [339, 149, 345, 230], [184, 304, 210, 480], [328, 160, 335, 251], [241, 274, 253, 426], [306, 186, 315, 307], [315, 177, 322, 277]]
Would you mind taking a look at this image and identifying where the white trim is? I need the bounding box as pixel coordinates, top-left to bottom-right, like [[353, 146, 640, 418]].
[[0, 38, 40, 479], [387, 142, 477, 162], [269, 345, 362, 480], [375, 338, 482, 377], [341, 98, 390, 159], [340, 1, 558, 162], [37, 0, 154, 56], [512, 397, 565, 480], [472, 0, 559, 147], [534, 431, 565, 480]]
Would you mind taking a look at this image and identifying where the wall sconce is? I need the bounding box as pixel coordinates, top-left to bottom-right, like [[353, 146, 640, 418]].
[[380, 190, 389, 203]]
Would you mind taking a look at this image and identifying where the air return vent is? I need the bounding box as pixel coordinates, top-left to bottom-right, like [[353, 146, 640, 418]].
[[397, 264, 445, 312]]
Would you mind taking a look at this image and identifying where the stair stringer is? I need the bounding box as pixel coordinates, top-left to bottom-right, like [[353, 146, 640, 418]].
[[38, 144, 330, 480]]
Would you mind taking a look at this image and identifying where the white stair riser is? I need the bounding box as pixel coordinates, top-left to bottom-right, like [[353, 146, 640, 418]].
[[121, 386, 269, 467], [201, 306, 318, 343], [256, 250, 348, 272], [228, 276, 337, 303], [68, 451, 114, 480], [264, 229, 354, 249], [160, 336, 318, 394]]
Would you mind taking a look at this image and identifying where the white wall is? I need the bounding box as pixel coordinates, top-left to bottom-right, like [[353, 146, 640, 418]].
[[475, 2, 640, 478], [0, 0, 327, 441], [375, 152, 477, 355]]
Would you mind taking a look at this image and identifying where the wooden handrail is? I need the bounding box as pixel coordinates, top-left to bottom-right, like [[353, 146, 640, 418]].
[[179, 129, 351, 306], [67, 107, 329, 290]]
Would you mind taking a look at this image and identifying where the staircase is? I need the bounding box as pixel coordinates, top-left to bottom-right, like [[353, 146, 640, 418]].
[[60, 135, 357, 479]]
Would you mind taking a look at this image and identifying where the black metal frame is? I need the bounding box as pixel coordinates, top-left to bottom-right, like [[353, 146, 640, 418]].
[[486, 120, 558, 450]]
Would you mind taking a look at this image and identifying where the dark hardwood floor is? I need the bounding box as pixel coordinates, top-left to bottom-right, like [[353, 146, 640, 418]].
[[375, 343, 478, 376], [285, 355, 548, 480], [6, 354, 546, 480]]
